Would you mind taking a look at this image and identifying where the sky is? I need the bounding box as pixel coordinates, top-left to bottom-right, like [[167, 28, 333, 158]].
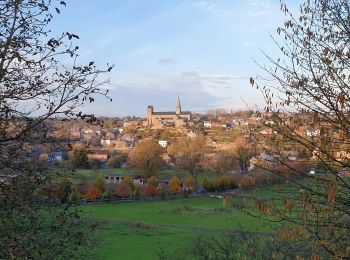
[[52, 0, 301, 117]]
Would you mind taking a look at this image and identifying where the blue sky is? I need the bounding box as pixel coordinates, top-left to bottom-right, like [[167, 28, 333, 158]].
[[53, 0, 300, 117]]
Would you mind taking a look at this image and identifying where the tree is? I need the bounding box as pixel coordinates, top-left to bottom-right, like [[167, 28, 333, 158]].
[[147, 176, 159, 187], [184, 175, 197, 192], [94, 176, 106, 193], [122, 175, 135, 191], [168, 135, 206, 177], [0, 1, 112, 258], [143, 185, 158, 197], [235, 146, 249, 174], [247, 0, 350, 258], [86, 186, 102, 200], [116, 183, 132, 198], [202, 177, 212, 192], [168, 176, 181, 195], [108, 153, 127, 168], [211, 150, 236, 174], [69, 145, 89, 168], [131, 138, 163, 177], [89, 158, 102, 169]]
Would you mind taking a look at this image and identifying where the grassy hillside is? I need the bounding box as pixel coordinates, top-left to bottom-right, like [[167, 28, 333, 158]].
[[82, 187, 281, 259]]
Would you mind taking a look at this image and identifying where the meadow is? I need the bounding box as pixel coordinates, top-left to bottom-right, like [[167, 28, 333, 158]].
[[82, 186, 283, 259]]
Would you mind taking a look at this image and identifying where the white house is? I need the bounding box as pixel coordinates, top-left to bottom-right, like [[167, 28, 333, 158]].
[[203, 121, 212, 128], [158, 140, 170, 148]]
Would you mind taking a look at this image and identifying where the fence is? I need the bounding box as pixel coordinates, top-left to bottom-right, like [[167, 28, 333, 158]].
[[79, 189, 241, 205]]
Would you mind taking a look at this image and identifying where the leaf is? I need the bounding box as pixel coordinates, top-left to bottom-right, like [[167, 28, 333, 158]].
[[55, 7, 60, 14]]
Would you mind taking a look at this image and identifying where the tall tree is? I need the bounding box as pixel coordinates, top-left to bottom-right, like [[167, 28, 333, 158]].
[[131, 138, 163, 178], [0, 0, 112, 258], [168, 135, 206, 177], [248, 0, 350, 258]]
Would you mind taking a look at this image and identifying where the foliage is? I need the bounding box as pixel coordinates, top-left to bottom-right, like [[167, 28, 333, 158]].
[[168, 176, 181, 195], [211, 150, 236, 174], [183, 175, 197, 192], [131, 138, 163, 177], [86, 186, 102, 200], [143, 185, 158, 197], [89, 158, 102, 169], [0, 1, 112, 257], [248, 0, 350, 257], [122, 175, 135, 191], [167, 135, 206, 177], [116, 183, 132, 198], [94, 176, 107, 193], [70, 145, 89, 168], [108, 153, 127, 168], [201, 177, 212, 192], [147, 176, 159, 187], [235, 146, 250, 174]]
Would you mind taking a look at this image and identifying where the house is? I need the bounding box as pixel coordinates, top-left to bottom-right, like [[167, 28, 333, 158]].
[[104, 174, 147, 186], [187, 130, 197, 138], [158, 140, 170, 148], [88, 150, 109, 161], [101, 138, 117, 146], [306, 127, 320, 137], [70, 128, 82, 140], [203, 121, 212, 128], [47, 151, 68, 163]]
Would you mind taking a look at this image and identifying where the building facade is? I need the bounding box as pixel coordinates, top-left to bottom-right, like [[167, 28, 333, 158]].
[[147, 96, 191, 127]]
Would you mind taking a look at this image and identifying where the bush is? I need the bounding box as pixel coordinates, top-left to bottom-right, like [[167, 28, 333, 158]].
[[143, 185, 158, 197], [89, 158, 102, 169], [116, 183, 132, 198], [86, 186, 102, 200], [94, 176, 106, 193], [202, 177, 213, 192], [147, 176, 159, 187], [168, 176, 181, 195], [184, 176, 197, 193], [238, 175, 256, 188], [122, 176, 135, 191], [134, 186, 141, 200]]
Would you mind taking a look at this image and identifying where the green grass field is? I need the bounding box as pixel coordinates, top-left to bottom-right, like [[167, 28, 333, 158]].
[[82, 191, 279, 259]]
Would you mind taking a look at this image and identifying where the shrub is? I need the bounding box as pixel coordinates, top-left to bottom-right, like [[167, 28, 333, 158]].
[[122, 176, 135, 191], [218, 175, 233, 191], [134, 186, 141, 200], [143, 185, 158, 197], [116, 183, 132, 198], [94, 176, 106, 193], [147, 176, 159, 187], [239, 175, 256, 188], [202, 177, 213, 192], [184, 175, 197, 193], [86, 186, 102, 200], [168, 176, 181, 195], [69, 189, 81, 201], [89, 158, 102, 169]]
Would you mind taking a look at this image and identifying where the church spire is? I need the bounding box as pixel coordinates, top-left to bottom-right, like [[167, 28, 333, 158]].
[[176, 95, 181, 115]]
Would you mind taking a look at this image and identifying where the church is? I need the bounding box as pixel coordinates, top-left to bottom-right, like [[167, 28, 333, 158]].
[[147, 96, 191, 127]]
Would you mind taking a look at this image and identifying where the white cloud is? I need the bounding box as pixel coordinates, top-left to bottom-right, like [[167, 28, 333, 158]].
[[112, 69, 261, 111]]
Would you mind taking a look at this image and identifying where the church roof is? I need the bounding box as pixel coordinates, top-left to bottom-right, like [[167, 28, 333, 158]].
[[152, 111, 191, 115]]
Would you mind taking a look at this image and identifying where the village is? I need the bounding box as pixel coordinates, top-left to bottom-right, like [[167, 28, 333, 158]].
[[24, 97, 350, 203]]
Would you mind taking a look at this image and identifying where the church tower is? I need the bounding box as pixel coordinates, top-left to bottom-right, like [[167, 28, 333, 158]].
[[176, 96, 181, 115]]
